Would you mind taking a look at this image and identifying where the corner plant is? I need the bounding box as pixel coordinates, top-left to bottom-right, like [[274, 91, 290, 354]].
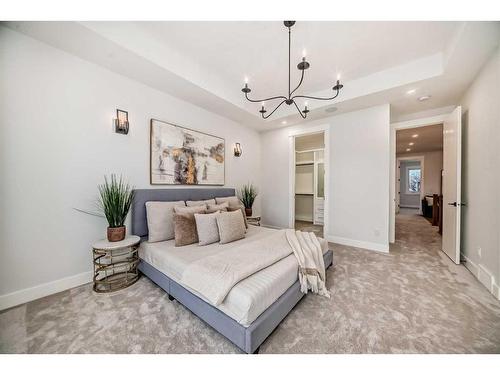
[[239, 183, 258, 209], [98, 174, 134, 228]]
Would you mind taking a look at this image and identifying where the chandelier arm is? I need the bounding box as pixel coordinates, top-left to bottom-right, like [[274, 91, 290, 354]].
[[262, 100, 287, 119], [292, 100, 307, 119], [292, 89, 340, 102], [245, 92, 287, 103], [289, 69, 305, 97]]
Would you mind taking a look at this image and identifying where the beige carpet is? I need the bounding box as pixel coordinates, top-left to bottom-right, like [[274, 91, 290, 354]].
[[2, 214, 500, 353]]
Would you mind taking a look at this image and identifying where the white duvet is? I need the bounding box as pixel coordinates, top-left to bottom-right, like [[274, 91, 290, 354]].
[[139, 226, 329, 326]]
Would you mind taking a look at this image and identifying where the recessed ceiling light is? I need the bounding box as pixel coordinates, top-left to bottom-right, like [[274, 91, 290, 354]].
[[406, 148, 411, 152], [412, 134, 419, 138], [406, 89, 416, 95], [418, 95, 431, 102], [281, 120, 287, 125], [409, 142, 414, 146]]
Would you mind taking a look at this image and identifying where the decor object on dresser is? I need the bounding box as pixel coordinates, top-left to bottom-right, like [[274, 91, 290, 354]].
[[241, 21, 343, 119], [114, 109, 129, 135], [238, 182, 258, 217], [92, 235, 140, 293], [98, 174, 134, 242], [150, 119, 225, 185]]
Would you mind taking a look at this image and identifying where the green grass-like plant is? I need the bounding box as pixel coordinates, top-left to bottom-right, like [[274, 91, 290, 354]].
[[98, 174, 134, 228], [239, 183, 258, 209]]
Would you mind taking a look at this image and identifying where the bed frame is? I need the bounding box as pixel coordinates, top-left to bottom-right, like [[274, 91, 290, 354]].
[[131, 188, 333, 354]]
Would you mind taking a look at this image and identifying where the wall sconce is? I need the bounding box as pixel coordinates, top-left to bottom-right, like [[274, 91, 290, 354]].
[[114, 109, 129, 135], [234, 143, 242, 157]]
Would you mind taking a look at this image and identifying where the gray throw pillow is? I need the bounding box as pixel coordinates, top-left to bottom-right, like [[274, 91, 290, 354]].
[[146, 201, 186, 242], [186, 199, 216, 207], [216, 210, 246, 244], [207, 202, 229, 213], [195, 211, 221, 245], [215, 196, 241, 208]]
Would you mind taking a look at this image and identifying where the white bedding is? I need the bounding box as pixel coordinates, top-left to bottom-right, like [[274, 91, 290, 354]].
[[139, 226, 328, 327]]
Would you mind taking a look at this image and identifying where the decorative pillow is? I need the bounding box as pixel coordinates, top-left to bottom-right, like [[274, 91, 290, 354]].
[[207, 202, 229, 213], [216, 210, 246, 244], [195, 211, 221, 245], [186, 199, 216, 207], [228, 204, 248, 229], [174, 205, 207, 215], [146, 201, 186, 242], [215, 196, 241, 208], [174, 212, 199, 247]]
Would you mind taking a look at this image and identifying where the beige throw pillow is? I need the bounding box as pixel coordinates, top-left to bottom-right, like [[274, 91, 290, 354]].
[[146, 201, 186, 242], [173, 212, 199, 247], [216, 210, 246, 244], [195, 211, 221, 245], [215, 196, 241, 208], [174, 205, 207, 215], [186, 199, 216, 207], [227, 204, 248, 229], [207, 202, 229, 213]]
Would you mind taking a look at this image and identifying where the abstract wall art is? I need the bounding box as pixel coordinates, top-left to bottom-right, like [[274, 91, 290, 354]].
[[150, 119, 225, 185]]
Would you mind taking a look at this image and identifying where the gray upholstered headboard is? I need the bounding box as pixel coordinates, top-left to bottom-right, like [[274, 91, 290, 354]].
[[131, 188, 236, 238]]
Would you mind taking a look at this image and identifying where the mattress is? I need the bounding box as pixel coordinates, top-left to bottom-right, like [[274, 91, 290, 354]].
[[139, 226, 328, 327]]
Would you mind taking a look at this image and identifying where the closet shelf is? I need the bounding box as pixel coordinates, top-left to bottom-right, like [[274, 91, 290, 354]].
[[295, 192, 314, 196], [295, 161, 314, 166]]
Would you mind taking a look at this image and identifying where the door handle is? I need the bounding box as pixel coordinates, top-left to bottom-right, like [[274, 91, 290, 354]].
[[448, 202, 457, 207]]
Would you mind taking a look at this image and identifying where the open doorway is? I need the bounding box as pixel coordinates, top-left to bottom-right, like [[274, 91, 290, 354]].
[[395, 124, 443, 230], [293, 132, 325, 238]]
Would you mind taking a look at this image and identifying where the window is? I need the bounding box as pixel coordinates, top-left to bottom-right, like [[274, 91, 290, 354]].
[[407, 167, 421, 193]]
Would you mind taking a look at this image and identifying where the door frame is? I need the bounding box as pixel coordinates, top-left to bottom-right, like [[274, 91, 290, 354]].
[[288, 125, 330, 235], [396, 155, 425, 214], [389, 114, 448, 243]]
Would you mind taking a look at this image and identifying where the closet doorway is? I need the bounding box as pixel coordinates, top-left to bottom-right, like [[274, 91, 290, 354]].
[[292, 131, 326, 238]]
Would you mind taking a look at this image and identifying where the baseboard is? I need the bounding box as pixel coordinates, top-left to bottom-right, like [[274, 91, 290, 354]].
[[327, 235, 389, 253], [294, 215, 313, 222], [0, 271, 93, 311], [461, 253, 500, 300]]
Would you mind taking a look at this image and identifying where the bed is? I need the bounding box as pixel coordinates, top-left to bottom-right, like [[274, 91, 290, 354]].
[[132, 188, 334, 353]]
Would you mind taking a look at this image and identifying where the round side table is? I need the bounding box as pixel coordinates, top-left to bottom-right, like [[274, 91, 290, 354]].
[[92, 235, 140, 293]]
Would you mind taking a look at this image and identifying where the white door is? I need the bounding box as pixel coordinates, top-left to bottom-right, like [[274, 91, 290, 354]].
[[442, 106, 462, 264]]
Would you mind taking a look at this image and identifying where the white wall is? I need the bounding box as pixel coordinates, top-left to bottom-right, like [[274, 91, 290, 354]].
[[460, 46, 500, 298], [398, 151, 443, 197], [0, 27, 262, 308], [261, 104, 391, 252], [399, 160, 421, 208]]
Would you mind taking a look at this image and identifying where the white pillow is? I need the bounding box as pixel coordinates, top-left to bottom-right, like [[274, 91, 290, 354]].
[[215, 196, 241, 208], [146, 201, 186, 242], [195, 211, 221, 246], [216, 210, 246, 244], [186, 199, 216, 207]]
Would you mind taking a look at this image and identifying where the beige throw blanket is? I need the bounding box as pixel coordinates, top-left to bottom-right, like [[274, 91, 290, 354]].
[[180, 230, 293, 305], [285, 229, 330, 298]]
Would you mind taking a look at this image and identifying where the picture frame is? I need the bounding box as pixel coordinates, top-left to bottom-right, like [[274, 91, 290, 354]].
[[149, 119, 225, 185]]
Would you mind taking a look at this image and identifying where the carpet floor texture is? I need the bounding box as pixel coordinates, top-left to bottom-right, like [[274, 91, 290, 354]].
[[1, 214, 500, 353]]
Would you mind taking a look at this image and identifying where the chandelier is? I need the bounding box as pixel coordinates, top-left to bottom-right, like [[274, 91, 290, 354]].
[[241, 21, 343, 120]]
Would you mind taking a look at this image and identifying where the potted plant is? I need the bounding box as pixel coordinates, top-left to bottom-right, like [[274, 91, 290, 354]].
[[239, 183, 258, 217], [98, 174, 134, 242]]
